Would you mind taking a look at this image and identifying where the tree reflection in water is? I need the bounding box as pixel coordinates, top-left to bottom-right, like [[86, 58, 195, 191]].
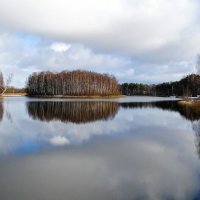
[[0, 102, 3, 122], [27, 100, 200, 124], [121, 101, 200, 121], [26, 100, 200, 158], [193, 121, 200, 159], [27, 101, 119, 124], [122, 101, 200, 159]]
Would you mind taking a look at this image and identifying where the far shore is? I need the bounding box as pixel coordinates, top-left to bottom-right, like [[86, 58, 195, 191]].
[[26, 95, 126, 99], [1, 93, 125, 99], [1, 93, 27, 97]]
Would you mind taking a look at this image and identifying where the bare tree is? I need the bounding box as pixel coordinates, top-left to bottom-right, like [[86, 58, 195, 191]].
[[26, 70, 121, 96], [0, 73, 13, 95]]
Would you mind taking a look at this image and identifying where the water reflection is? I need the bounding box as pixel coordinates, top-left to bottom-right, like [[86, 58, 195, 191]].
[[0, 135, 199, 200], [27, 101, 119, 123], [193, 121, 200, 159], [121, 101, 200, 121], [1, 97, 200, 200], [27, 100, 200, 124], [0, 102, 3, 122]]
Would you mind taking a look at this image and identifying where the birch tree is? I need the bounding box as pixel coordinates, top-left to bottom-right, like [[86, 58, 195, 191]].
[[26, 70, 121, 96], [0, 73, 13, 95]]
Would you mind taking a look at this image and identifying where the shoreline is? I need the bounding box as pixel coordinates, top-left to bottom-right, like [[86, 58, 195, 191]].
[[1, 94, 125, 99], [26, 95, 126, 99], [1, 93, 27, 97]]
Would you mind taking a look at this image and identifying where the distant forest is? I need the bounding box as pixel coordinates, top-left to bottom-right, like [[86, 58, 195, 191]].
[[121, 74, 200, 97], [1, 69, 200, 97], [26, 70, 121, 96]]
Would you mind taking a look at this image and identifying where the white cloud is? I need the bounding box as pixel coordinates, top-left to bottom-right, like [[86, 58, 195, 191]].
[[0, 31, 196, 87], [0, 0, 199, 58], [0, 0, 199, 85], [49, 136, 70, 146], [0, 33, 134, 86], [50, 42, 71, 52]]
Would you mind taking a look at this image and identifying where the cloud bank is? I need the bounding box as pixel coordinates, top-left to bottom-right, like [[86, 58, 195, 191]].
[[0, 0, 199, 86]]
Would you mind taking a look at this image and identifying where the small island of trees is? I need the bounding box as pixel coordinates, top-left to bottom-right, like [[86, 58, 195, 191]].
[[26, 70, 121, 97]]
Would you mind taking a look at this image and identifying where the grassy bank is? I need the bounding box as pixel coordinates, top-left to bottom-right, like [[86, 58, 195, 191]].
[[2, 93, 27, 97], [178, 99, 200, 110]]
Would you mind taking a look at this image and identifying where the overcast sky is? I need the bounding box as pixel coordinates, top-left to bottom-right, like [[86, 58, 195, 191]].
[[0, 0, 200, 87]]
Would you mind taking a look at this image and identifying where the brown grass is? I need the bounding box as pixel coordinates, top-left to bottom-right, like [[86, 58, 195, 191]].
[[2, 93, 27, 97], [178, 100, 200, 110]]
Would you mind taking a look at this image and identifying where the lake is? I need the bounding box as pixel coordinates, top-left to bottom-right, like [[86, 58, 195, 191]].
[[0, 96, 200, 200]]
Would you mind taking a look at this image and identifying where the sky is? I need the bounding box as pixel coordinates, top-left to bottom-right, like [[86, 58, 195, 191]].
[[0, 0, 200, 87]]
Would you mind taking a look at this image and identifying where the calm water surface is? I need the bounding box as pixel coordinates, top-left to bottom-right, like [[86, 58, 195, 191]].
[[0, 96, 200, 200]]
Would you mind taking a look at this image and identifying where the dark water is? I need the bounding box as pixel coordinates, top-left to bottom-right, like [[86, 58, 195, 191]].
[[1, 96, 200, 200]]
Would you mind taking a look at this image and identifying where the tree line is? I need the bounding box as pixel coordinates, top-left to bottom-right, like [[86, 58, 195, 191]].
[[26, 70, 121, 96], [3, 87, 26, 94], [2, 68, 200, 97], [121, 83, 155, 96], [121, 74, 200, 97]]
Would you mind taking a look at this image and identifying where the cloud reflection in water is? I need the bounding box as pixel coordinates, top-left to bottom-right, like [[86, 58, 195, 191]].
[[0, 98, 200, 199]]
